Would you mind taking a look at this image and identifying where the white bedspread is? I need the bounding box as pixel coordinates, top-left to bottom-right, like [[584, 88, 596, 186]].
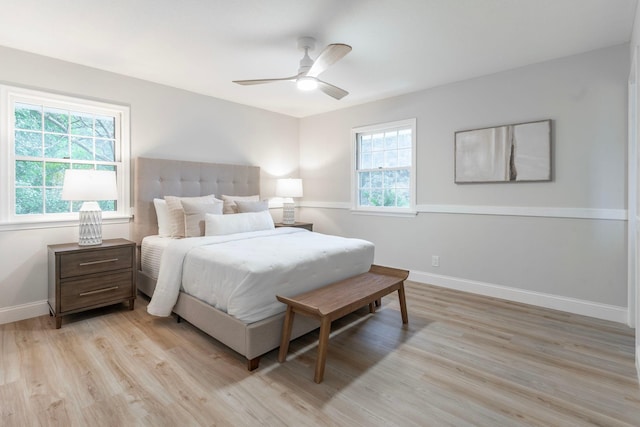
[[147, 228, 374, 323], [141, 235, 172, 279]]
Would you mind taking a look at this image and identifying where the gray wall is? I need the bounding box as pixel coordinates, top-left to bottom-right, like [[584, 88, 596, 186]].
[[0, 46, 298, 321], [0, 42, 630, 324], [630, 1, 640, 376], [298, 44, 629, 320]]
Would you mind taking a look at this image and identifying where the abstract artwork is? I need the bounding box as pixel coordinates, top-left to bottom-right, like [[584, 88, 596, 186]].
[[454, 119, 551, 183]]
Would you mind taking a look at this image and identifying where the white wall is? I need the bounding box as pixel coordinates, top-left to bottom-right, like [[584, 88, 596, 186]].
[[0, 46, 299, 323], [299, 44, 629, 322]]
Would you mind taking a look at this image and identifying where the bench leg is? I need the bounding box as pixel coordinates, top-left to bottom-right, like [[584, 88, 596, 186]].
[[398, 282, 408, 324], [369, 297, 383, 313], [278, 306, 295, 363], [315, 317, 332, 383]]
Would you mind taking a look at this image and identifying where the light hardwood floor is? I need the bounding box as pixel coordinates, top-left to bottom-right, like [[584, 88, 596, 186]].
[[1, 281, 639, 426]]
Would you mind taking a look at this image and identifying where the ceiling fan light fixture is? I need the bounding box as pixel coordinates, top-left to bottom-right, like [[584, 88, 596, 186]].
[[233, 38, 351, 100], [296, 76, 318, 91]]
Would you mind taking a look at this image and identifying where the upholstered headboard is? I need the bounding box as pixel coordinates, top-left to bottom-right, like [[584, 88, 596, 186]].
[[133, 157, 261, 244]]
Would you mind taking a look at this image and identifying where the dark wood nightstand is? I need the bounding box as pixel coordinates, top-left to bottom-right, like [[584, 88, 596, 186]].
[[48, 238, 136, 329], [274, 222, 313, 231]]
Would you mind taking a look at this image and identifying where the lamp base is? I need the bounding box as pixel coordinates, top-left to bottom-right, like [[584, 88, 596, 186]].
[[78, 201, 103, 246], [282, 202, 296, 225]]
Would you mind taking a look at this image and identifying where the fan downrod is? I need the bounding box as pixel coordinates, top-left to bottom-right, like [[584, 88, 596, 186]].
[[297, 37, 316, 75]]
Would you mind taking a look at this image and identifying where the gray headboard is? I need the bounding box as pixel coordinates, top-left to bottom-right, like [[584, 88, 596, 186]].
[[133, 157, 261, 244]]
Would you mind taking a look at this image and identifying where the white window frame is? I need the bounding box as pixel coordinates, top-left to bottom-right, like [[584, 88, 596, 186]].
[[351, 118, 417, 216], [0, 84, 131, 230]]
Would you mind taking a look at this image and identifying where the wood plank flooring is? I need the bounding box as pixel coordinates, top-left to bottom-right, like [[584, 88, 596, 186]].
[[1, 281, 639, 426]]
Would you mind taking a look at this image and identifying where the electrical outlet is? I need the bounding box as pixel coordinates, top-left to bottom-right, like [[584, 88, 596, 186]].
[[432, 255, 440, 267]]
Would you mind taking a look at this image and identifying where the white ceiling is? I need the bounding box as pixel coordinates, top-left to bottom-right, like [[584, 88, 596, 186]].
[[0, 0, 637, 118]]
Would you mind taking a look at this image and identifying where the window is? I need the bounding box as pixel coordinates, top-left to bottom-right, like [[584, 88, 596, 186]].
[[352, 119, 416, 215], [0, 85, 130, 226]]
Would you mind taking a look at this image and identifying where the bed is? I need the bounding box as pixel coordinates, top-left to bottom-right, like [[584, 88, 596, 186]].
[[133, 157, 374, 370]]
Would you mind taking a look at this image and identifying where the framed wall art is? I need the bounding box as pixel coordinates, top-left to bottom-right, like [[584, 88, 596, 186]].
[[454, 119, 551, 183]]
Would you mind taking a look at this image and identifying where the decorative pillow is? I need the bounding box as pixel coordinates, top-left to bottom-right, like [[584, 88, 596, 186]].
[[235, 200, 269, 213], [153, 198, 171, 237], [181, 197, 224, 237], [221, 194, 260, 214], [205, 210, 275, 236], [165, 194, 216, 238]]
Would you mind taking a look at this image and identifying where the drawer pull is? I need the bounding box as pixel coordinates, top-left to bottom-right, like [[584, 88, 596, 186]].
[[79, 286, 119, 296], [79, 258, 119, 266]]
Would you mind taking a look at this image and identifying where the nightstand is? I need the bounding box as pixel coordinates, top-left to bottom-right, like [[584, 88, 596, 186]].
[[48, 238, 136, 329], [274, 222, 313, 231]]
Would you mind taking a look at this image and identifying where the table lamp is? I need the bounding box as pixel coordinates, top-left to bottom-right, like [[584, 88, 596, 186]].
[[276, 178, 303, 225], [62, 169, 118, 246]]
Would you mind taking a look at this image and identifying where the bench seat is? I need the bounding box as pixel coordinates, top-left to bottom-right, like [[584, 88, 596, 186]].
[[277, 264, 409, 383]]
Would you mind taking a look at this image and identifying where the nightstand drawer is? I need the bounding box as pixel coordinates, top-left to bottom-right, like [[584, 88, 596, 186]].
[[61, 271, 134, 312], [60, 247, 133, 279]]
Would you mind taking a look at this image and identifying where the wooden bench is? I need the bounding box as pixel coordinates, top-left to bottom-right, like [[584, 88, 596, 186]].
[[277, 265, 409, 383]]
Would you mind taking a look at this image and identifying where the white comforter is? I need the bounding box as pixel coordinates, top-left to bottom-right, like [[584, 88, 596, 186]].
[[147, 228, 375, 323]]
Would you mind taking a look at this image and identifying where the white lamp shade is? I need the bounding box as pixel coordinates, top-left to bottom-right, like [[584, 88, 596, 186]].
[[276, 178, 303, 198], [62, 169, 118, 201]]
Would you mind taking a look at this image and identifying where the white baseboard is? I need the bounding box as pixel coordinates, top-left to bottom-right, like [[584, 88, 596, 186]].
[[0, 274, 628, 326], [0, 300, 49, 325], [409, 270, 628, 324]]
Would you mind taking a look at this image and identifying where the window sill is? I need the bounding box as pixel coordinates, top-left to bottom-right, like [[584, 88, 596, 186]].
[[0, 215, 131, 232], [350, 208, 417, 218]]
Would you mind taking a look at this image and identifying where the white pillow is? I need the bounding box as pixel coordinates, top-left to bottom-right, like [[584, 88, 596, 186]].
[[205, 210, 275, 236], [181, 197, 224, 237], [153, 198, 171, 237], [235, 200, 269, 213], [165, 195, 217, 238], [221, 194, 260, 214]]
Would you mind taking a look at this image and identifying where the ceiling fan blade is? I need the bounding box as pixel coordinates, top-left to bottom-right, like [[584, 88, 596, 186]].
[[317, 79, 349, 100], [233, 76, 297, 85], [307, 43, 352, 78]]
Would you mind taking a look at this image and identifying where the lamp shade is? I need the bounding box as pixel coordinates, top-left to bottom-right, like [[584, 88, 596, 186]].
[[276, 178, 303, 198], [62, 169, 118, 201]]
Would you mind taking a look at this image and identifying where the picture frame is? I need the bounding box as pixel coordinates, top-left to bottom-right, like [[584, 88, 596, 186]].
[[454, 119, 551, 183]]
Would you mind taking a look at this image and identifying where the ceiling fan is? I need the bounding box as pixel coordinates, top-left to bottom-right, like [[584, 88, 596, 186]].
[[232, 37, 352, 100]]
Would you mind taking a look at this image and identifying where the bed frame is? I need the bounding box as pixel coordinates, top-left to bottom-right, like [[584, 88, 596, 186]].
[[133, 157, 319, 370]]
